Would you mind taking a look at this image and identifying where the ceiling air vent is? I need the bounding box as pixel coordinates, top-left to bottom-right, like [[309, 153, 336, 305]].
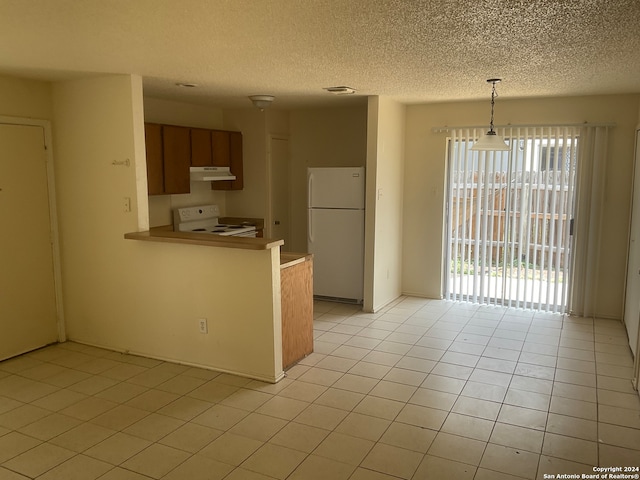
[[323, 86, 356, 95]]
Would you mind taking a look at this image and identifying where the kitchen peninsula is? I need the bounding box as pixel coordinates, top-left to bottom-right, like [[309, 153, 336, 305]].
[[125, 225, 279, 249], [124, 227, 313, 381]]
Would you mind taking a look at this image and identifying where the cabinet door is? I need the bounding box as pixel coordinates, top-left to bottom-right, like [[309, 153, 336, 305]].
[[190, 128, 212, 166], [145, 123, 164, 195], [213, 131, 243, 191], [281, 259, 313, 369], [162, 125, 191, 194], [211, 130, 230, 167]]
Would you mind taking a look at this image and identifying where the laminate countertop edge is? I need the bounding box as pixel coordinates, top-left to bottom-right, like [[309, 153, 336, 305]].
[[124, 226, 284, 251], [280, 253, 313, 269]]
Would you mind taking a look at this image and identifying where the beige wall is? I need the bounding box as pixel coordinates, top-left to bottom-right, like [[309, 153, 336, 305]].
[[222, 108, 290, 220], [289, 105, 368, 252], [364, 97, 405, 312], [144, 97, 224, 128], [53, 75, 283, 382], [223, 109, 266, 218], [0, 75, 53, 119], [403, 94, 640, 320]]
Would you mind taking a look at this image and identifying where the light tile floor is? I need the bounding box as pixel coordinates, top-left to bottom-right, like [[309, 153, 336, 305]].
[[1, 297, 639, 479]]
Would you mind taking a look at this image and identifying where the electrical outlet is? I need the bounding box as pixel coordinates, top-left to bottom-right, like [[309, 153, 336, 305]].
[[198, 318, 208, 334], [123, 197, 131, 212]]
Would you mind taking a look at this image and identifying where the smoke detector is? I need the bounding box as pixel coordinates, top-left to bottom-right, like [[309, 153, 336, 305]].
[[323, 86, 356, 95]]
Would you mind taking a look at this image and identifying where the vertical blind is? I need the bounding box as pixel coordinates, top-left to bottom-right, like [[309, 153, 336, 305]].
[[445, 126, 583, 312]]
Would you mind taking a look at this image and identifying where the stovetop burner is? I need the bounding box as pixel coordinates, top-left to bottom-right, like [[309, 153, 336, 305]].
[[173, 205, 257, 238]]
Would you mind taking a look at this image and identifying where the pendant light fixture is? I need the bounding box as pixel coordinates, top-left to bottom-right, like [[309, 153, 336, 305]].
[[471, 78, 510, 151], [248, 95, 275, 111]]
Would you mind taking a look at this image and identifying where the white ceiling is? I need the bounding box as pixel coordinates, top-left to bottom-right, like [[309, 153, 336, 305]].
[[1, 0, 639, 109]]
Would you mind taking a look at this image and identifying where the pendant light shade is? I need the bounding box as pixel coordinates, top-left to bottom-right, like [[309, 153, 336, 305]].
[[472, 130, 511, 151], [471, 79, 510, 151], [248, 95, 275, 110]]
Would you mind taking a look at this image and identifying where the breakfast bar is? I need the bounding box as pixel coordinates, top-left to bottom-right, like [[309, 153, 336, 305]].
[[125, 225, 282, 250], [124, 227, 313, 380]]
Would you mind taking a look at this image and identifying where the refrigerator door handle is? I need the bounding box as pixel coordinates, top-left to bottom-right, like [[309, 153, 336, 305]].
[[308, 173, 313, 207], [308, 209, 313, 243]]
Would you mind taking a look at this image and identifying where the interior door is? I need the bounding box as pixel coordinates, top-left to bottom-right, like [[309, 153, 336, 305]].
[[624, 129, 640, 357], [270, 137, 291, 250], [0, 123, 58, 360]]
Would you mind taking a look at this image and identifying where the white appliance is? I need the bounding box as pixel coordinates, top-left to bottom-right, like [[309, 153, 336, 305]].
[[308, 167, 365, 303], [190, 166, 236, 181], [173, 205, 257, 237]]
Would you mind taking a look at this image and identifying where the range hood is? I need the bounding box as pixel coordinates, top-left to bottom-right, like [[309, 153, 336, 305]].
[[190, 166, 236, 181]]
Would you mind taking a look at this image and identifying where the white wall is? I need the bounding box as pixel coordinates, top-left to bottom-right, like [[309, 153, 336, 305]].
[[52, 75, 283, 382], [364, 96, 406, 312], [403, 94, 640, 320], [289, 105, 368, 252]]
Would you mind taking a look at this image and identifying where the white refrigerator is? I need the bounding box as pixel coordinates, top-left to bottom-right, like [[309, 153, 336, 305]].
[[308, 167, 365, 303]]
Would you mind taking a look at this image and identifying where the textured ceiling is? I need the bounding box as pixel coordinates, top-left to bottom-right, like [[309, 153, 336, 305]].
[[1, 0, 639, 109]]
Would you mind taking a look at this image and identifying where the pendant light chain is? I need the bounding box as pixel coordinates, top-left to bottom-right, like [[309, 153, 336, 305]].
[[470, 78, 510, 151], [489, 80, 498, 134]]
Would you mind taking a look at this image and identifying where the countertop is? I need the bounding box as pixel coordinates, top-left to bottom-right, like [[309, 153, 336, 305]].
[[125, 225, 283, 250], [280, 252, 312, 269], [125, 226, 311, 264]]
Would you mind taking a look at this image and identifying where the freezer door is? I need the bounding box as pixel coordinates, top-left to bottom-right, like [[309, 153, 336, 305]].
[[308, 208, 364, 301], [308, 167, 365, 209]]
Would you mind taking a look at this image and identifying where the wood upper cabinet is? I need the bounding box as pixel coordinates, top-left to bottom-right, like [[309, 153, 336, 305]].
[[190, 128, 212, 167], [144, 123, 191, 196], [212, 131, 243, 190], [190, 129, 231, 168], [212, 130, 231, 167], [145, 122, 243, 195], [162, 125, 191, 195]]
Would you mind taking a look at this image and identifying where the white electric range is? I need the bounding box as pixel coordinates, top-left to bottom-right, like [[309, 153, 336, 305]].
[[173, 205, 257, 237]]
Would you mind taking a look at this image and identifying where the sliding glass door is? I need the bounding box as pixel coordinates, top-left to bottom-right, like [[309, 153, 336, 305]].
[[445, 126, 579, 312]]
